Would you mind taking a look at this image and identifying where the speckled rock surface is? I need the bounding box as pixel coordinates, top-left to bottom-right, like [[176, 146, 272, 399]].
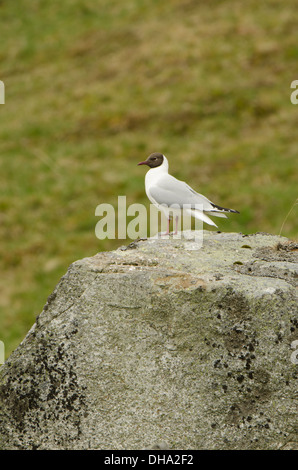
[[0, 231, 297, 450]]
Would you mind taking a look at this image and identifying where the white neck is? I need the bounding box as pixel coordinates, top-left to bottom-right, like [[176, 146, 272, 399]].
[[156, 155, 169, 173]]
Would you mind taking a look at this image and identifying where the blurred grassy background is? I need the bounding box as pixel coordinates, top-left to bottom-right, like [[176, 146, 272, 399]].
[[0, 0, 297, 358]]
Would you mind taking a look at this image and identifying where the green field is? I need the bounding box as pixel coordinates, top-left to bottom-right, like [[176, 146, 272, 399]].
[[1, 0, 297, 358]]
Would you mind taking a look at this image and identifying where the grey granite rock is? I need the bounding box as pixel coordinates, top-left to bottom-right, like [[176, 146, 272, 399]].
[[0, 231, 297, 449]]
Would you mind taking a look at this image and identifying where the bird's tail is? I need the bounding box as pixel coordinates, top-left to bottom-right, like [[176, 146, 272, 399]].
[[186, 209, 218, 228], [205, 211, 227, 219]]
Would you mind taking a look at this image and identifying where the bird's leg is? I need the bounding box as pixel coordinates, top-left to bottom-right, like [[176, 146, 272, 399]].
[[161, 217, 171, 236], [173, 215, 179, 235]]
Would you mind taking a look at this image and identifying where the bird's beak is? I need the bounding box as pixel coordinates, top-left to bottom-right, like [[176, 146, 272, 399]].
[[137, 161, 148, 166]]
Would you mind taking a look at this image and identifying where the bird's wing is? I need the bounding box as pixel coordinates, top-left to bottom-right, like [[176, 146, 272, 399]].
[[148, 174, 214, 212]]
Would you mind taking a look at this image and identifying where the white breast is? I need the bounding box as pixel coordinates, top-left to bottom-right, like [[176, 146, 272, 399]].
[[145, 156, 169, 193], [144, 156, 175, 217]]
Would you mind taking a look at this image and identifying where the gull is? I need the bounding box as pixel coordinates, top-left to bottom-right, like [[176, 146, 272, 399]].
[[138, 152, 239, 235]]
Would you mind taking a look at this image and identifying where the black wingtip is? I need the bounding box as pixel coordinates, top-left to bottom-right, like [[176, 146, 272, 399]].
[[211, 203, 240, 214]]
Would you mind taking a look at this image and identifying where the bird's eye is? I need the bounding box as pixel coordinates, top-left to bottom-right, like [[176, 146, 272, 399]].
[[152, 157, 156, 160]]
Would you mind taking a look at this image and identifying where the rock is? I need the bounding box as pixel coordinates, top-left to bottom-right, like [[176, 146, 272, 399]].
[[0, 231, 297, 450]]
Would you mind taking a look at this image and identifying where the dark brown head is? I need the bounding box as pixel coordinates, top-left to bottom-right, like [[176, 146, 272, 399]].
[[138, 152, 164, 168]]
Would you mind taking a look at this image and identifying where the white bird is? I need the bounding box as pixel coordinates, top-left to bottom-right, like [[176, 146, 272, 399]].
[[138, 152, 239, 235]]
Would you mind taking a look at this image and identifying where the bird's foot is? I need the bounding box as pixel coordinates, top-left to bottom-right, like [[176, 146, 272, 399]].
[[159, 230, 179, 237]]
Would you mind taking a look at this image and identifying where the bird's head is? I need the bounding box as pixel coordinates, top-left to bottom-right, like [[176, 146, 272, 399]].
[[138, 152, 164, 168]]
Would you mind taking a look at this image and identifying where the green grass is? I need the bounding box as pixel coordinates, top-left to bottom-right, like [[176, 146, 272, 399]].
[[0, 0, 297, 358]]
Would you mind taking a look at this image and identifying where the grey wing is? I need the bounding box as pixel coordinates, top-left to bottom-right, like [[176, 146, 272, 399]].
[[148, 175, 214, 211]]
